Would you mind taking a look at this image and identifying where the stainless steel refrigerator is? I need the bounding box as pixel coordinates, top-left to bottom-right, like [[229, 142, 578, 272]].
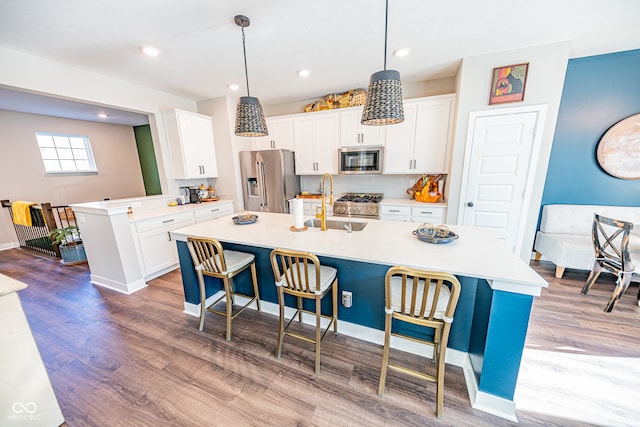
[[240, 149, 300, 213]]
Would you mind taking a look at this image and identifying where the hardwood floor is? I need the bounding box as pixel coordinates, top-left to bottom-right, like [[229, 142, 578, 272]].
[[2, 248, 639, 426]]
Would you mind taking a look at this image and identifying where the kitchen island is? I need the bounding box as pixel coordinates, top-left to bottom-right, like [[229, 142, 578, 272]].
[[171, 212, 547, 421]]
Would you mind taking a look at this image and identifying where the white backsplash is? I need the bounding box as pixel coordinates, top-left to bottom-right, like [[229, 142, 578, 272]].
[[300, 174, 439, 199]]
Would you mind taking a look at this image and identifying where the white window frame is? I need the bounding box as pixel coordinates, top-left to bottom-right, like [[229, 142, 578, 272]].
[[35, 132, 98, 174]]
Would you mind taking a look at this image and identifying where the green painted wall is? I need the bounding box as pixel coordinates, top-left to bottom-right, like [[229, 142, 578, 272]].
[[133, 124, 162, 196]]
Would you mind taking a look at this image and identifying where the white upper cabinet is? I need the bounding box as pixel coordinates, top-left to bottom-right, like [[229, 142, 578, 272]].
[[383, 94, 455, 174], [252, 116, 294, 151], [339, 107, 385, 147], [164, 109, 218, 179], [293, 111, 340, 175]]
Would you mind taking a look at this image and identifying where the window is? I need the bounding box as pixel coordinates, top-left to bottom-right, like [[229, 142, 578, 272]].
[[35, 133, 97, 173]]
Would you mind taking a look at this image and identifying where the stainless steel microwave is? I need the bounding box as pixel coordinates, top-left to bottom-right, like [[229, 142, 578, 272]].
[[338, 146, 384, 174]]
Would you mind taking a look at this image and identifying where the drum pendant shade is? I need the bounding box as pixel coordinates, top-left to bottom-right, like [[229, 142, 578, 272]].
[[361, 0, 404, 126], [235, 96, 268, 137], [234, 15, 268, 137]]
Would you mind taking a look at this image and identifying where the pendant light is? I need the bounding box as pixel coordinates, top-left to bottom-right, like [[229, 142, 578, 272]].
[[234, 15, 268, 137], [361, 0, 404, 126]]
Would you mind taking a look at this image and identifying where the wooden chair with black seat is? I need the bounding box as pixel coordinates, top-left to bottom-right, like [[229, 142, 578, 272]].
[[186, 237, 260, 341], [269, 248, 338, 374], [581, 214, 640, 311], [378, 266, 461, 418]]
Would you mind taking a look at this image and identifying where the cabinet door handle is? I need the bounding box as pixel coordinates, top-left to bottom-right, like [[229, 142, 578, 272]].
[[389, 209, 400, 213], [167, 231, 172, 241], [162, 219, 175, 224]]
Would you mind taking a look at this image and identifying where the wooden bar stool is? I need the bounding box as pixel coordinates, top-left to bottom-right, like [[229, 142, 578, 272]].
[[378, 266, 461, 418], [269, 248, 338, 374], [187, 237, 260, 341]]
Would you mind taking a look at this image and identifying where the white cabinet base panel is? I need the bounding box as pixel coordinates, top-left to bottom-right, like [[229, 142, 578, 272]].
[[90, 273, 147, 295]]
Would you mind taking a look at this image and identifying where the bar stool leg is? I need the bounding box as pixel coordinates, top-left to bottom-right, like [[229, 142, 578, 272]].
[[250, 262, 261, 311], [315, 294, 322, 374]]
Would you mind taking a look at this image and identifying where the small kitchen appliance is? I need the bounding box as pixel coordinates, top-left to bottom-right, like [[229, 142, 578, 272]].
[[338, 147, 384, 174], [188, 187, 201, 204]]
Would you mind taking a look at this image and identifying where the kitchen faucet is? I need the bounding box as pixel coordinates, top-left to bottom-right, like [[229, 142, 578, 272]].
[[315, 173, 333, 231], [344, 204, 352, 233]]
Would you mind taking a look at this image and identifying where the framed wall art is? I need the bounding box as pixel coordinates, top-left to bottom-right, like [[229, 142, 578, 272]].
[[489, 63, 529, 105]]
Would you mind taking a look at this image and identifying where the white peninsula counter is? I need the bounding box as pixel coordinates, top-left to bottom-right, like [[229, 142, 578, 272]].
[[71, 195, 234, 294], [171, 212, 546, 421]]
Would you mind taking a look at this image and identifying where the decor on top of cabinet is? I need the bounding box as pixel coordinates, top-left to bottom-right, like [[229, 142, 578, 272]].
[[304, 89, 366, 112], [407, 174, 443, 203]]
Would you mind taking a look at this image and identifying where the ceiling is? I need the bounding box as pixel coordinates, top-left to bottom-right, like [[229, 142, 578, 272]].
[[0, 0, 639, 126]]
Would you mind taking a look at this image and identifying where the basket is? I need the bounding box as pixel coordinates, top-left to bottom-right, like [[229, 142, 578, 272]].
[[59, 243, 87, 264]]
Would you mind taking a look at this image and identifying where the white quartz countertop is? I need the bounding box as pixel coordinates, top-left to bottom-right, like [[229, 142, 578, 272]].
[[171, 212, 547, 295], [71, 196, 233, 222], [126, 200, 233, 222]]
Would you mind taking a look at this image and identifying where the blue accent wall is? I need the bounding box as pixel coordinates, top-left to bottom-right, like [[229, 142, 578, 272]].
[[541, 49, 640, 207]]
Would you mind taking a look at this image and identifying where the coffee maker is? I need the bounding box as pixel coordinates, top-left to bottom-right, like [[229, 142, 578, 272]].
[[179, 186, 201, 204]]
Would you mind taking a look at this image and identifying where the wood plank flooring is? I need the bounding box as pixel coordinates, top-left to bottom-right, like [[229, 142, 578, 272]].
[[2, 248, 639, 426]]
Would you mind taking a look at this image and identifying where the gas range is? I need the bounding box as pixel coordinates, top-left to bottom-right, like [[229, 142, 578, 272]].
[[333, 193, 383, 218]]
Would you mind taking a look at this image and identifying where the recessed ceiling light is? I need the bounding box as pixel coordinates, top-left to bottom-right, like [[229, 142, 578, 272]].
[[97, 113, 108, 119], [393, 48, 410, 57], [228, 84, 240, 91], [297, 69, 311, 78], [139, 45, 160, 57]]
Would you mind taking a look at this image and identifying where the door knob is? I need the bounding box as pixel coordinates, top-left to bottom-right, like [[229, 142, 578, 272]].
[[467, 202, 474, 207]]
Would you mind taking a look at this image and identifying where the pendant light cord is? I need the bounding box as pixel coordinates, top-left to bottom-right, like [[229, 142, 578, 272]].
[[383, 0, 389, 71], [241, 26, 251, 97]]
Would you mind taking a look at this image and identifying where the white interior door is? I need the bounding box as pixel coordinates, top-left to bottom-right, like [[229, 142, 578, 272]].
[[459, 109, 541, 253]]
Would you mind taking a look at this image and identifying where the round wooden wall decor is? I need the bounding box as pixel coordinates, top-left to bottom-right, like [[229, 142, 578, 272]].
[[597, 113, 640, 180]]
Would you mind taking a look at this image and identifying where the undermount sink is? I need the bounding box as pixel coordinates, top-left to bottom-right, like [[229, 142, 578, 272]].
[[304, 218, 368, 232]]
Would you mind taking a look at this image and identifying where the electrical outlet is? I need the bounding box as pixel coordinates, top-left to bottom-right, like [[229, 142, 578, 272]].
[[132, 202, 142, 208], [76, 213, 86, 224], [342, 291, 352, 308]]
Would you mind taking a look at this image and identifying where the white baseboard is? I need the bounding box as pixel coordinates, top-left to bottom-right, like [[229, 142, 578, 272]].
[[90, 274, 147, 295], [460, 353, 518, 422], [0, 241, 19, 251]]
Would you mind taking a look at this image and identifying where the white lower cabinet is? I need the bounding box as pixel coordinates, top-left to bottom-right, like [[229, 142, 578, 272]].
[[135, 211, 195, 278], [379, 204, 411, 222], [379, 202, 446, 223], [194, 201, 234, 223], [411, 206, 446, 224], [133, 201, 234, 280]]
